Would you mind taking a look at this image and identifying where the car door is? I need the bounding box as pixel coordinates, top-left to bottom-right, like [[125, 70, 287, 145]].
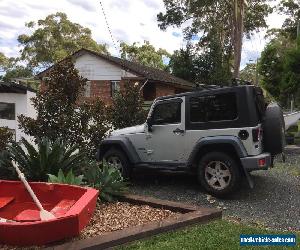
[[146, 97, 186, 164]]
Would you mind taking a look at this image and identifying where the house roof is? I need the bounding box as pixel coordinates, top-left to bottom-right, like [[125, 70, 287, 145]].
[[37, 48, 195, 89], [0, 82, 36, 94]]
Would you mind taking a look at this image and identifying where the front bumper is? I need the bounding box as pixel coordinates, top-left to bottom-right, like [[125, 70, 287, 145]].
[[240, 153, 271, 171]]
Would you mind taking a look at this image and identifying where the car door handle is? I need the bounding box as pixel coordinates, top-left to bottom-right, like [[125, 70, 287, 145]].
[[173, 128, 184, 134]]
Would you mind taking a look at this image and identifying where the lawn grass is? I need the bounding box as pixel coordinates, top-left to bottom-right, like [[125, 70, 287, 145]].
[[119, 219, 299, 250]]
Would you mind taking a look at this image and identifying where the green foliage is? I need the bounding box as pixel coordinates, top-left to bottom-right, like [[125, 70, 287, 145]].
[[108, 82, 147, 129], [158, 0, 272, 75], [239, 63, 257, 84], [278, 0, 300, 40], [259, 33, 300, 107], [2, 66, 33, 82], [17, 12, 108, 68], [18, 58, 110, 156], [0, 150, 17, 180], [170, 41, 231, 85], [0, 127, 13, 151], [84, 162, 128, 202], [48, 169, 84, 185], [120, 41, 170, 70], [2, 137, 86, 181], [169, 44, 196, 82]]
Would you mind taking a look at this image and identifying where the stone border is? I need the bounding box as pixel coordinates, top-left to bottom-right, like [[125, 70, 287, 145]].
[[48, 194, 222, 250]]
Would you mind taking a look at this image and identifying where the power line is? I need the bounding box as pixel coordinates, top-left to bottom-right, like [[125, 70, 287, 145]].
[[99, 1, 118, 52]]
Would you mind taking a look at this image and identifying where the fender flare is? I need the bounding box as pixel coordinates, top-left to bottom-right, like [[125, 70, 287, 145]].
[[97, 137, 141, 164], [187, 135, 247, 167]]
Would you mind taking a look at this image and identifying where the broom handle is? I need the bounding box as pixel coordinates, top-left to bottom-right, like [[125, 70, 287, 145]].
[[12, 162, 44, 211]]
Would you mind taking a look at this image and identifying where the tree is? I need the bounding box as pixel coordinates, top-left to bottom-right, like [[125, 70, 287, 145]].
[[120, 41, 170, 70], [18, 58, 110, 156], [239, 63, 257, 83], [259, 34, 300, 107], [2, 66, 33, 82], [169, 40, 232, 85], [157, 0, 273, 77], [169, 44, 196, 82], [0, 52, 8, 72], [108, 82, 147, 129], [18, 12, 109, 68], [278, 0, 300, 40]]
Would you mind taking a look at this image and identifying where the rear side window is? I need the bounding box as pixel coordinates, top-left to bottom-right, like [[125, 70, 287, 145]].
[[190, 93, 237, 122], [152, 101, 181, 125]]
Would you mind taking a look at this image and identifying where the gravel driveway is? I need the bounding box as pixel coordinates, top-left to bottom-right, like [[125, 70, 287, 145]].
[[129, 152, 300, 231]]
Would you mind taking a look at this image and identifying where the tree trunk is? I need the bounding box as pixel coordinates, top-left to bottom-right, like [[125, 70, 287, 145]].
[[233, 0, 245, 79]]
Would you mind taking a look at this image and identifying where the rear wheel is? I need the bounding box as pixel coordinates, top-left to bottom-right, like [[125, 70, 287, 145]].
[[103, 148, 131, 179], [197, 152, 241, 197]]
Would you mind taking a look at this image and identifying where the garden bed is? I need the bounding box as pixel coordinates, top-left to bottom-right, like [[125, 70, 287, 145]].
[[0, 194, 221, 250]]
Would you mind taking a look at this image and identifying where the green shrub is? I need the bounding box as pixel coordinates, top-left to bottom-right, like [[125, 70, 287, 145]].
[[2, 137, 87, 181], [108, 82, 147, 129], [48, 169, 84, 185], [0, 127, 13, 151], [84, 162, 128, 202], [0, 150, 17, 180]]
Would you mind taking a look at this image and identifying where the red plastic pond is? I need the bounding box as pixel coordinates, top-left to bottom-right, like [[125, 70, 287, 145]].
[[0, 180, 99, 246]]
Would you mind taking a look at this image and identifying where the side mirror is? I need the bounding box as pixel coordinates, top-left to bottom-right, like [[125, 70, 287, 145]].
[[146, 117, 153, 132]]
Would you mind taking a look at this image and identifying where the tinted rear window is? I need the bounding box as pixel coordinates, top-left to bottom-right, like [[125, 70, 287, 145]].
[[190, 93, 238, 123]]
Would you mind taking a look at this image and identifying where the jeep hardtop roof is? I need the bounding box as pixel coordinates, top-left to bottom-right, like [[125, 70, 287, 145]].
[[156, 84, 259, 101]]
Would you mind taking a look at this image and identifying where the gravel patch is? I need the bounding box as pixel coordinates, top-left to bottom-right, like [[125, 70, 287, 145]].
[[130, 153, 300, 231], [80, 201, 179, 239]]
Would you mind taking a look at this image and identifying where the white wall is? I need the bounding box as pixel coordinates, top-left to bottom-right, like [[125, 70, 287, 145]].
[[75, 53, 137, 80], [0, 91, 37, 142]]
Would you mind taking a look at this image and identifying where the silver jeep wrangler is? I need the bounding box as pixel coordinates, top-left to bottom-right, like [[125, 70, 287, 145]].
[[97, 85, 285, 196]]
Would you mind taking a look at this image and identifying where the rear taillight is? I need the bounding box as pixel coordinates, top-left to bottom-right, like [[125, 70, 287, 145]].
[[252, 127, 263, 142]]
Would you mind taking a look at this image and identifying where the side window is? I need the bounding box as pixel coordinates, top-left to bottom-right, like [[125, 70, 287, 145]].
[[0, 102, 15, 120], [190, 93, 237, 122], [152, 101, 181, 125], [84, 81, 91, 97], [111, 81, 120, 97]]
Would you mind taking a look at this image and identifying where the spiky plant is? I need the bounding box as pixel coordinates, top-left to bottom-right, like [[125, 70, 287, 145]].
[[84, 161, 128, 202], [48, 169, 84, 186], [5, 137, 87, 181]]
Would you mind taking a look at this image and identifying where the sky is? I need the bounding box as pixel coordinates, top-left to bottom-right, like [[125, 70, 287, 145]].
[[0, 0, 286, 69]]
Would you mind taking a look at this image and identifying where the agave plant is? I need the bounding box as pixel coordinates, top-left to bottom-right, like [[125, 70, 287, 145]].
[[84, 161, 128, 202], [48, 169, 84, 185], [5, 137, 87, 181]]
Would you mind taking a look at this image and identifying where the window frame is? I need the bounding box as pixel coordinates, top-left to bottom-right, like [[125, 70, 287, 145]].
[[111, 80, 120, 97], [84, 81, 91, 97], [186, 91, 240, 130], [0, 102, 15, 120], [150, 99, 182, 126]]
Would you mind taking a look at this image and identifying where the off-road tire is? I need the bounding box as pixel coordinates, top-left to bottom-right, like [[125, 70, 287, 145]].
[[263, 103, 285, 156], [103, 148, 131, 179], [197, 152, 241, 197]]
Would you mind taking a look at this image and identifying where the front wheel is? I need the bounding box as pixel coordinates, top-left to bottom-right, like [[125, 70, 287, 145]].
[[103, 148, 131, 179], [197, 152, 241, 197]]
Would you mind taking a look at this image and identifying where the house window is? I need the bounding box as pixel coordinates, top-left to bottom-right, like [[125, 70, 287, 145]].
[[84, 81, 91, 97], [189, 93, 237, 123], [0, 102, 15, 120], [111, 81, 120, 97]]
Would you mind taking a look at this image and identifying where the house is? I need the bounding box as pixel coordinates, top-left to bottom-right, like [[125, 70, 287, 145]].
[[0, 82, 37, 142], [36, 49, 194, 105]]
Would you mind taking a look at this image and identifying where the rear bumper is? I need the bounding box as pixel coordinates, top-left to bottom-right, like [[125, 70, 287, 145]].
[[240, 153, 271, 171]]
